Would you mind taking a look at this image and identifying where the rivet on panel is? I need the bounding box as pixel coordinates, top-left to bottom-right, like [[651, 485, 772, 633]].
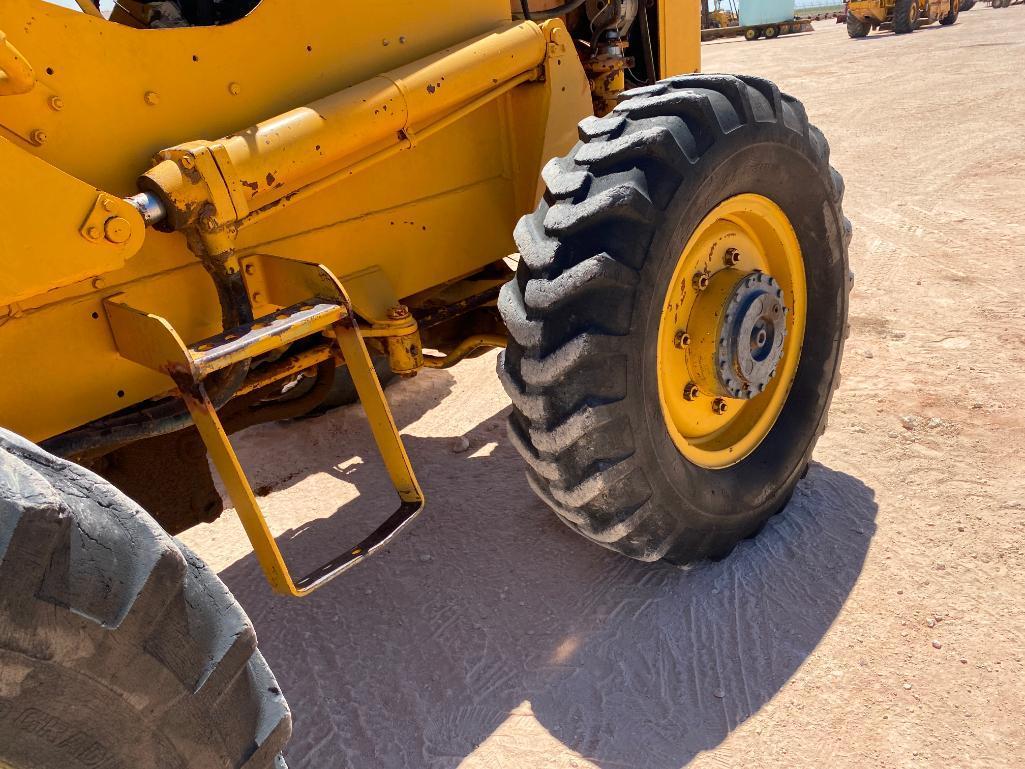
[[228, 82, 241, 95], [48, 96, 64, 111], [30, 129, 47, 146], [144, 91, 160, 106]]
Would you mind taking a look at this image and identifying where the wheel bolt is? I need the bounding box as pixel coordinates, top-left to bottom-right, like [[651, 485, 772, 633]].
[[712, 397, 728, 415], [693, 272, 710, 291], [673, 330, 691, 348], [683, 382, 700, 401], [724, 247, 741, 266]]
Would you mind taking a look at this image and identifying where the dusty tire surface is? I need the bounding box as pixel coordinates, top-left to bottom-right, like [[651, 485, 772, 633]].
[[499, 74, 851, 564], [894, 0, 918, 32], [0, 429, 290, 769], [847, 14, 872, 36]]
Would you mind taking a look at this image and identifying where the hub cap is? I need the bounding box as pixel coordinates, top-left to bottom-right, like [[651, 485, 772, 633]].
[[719, 272, 788, 398], [656, 194, 807, 469]]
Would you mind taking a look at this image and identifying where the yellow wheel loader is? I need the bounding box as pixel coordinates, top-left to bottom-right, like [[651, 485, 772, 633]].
[[846, 0, 959, 36], [0, 1, 850, 766]]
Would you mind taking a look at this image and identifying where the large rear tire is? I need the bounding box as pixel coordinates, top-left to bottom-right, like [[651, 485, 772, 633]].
[[0, 430, 290, 769], [499, 75, 851, 563]]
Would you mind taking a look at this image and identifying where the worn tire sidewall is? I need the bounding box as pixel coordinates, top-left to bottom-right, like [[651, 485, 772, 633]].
[[629, 121, 847, 550]]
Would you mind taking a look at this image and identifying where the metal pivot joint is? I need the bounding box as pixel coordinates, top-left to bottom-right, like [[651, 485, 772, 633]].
[[103, 254, 424, 597]]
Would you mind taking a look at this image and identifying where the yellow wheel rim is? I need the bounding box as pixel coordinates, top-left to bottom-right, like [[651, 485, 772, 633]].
[[656, 194, 807, 469]]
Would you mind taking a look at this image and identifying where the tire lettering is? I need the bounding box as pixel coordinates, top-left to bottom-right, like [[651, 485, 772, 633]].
[[9, 706, 113, 767]]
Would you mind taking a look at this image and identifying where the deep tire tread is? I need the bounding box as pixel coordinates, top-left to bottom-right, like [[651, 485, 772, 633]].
[[500, 75, 850, 563], [0, 430, 290, 769]]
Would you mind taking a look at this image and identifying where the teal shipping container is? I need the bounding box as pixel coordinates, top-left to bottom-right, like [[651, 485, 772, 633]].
[[738, 0, 796, 26]]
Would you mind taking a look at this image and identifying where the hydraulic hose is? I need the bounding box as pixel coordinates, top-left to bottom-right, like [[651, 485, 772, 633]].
[[513, 0, 590, 21]]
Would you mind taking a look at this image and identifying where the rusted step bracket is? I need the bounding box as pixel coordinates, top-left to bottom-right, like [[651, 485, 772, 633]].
[[103, 254, 424, 597]]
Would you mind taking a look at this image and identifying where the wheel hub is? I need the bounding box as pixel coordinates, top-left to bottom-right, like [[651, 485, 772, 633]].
[[655, 194, 807, 469], [716, 272, 788, 399]]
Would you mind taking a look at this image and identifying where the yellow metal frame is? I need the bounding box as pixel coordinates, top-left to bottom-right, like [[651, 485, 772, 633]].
[[0, 2, 596, 443], [656, 194, 807, 469], [104, 254, 423, 596], [0, 0, 705, 589]]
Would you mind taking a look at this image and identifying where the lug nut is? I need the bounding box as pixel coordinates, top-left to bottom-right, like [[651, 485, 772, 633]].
[[693, 271, 710, 291], [724, 247, 741, 266], [712, 397, 728, 415], [683, 382, 700, 401], [673, 330, 691, 348]]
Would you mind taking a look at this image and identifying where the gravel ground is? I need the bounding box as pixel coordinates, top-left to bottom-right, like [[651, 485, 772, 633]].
[[181, 10, 1025, 768]]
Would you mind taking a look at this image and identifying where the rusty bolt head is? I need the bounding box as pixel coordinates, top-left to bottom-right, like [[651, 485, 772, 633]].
[[199, 213, 218, 232], [104, 217, 131, 244], [251, 292, 263, 304], [693, 271, 710, 291], [712, 397, 729, 415], [387, 304, 410, 320], [724, 247, 741, 266], [179, 154, 196, 170], [30, 129, 47, 146], [144, 91, 160, 106], [244, 263, 256, 275], [48, 96, 64, 111], [674, 330, 691, 348], [683, 382, 700, 401]]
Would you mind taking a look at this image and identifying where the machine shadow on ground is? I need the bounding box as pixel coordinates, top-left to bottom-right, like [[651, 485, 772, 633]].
[[218, 393, 878, 769]]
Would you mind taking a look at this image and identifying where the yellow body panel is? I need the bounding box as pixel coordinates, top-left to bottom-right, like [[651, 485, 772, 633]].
[[0, 2, 579, 441], [0, 136, 144, 306], [660, 0, 702, 76], [0, 0, 701, 445]]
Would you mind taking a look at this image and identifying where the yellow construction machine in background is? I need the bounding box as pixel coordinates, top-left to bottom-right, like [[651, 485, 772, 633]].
[[846, 0, 959, 35], [0, 1, 850, 766]]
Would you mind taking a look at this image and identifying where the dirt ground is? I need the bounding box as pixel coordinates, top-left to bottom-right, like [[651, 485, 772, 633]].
[[180, 9, 1025, 769]]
